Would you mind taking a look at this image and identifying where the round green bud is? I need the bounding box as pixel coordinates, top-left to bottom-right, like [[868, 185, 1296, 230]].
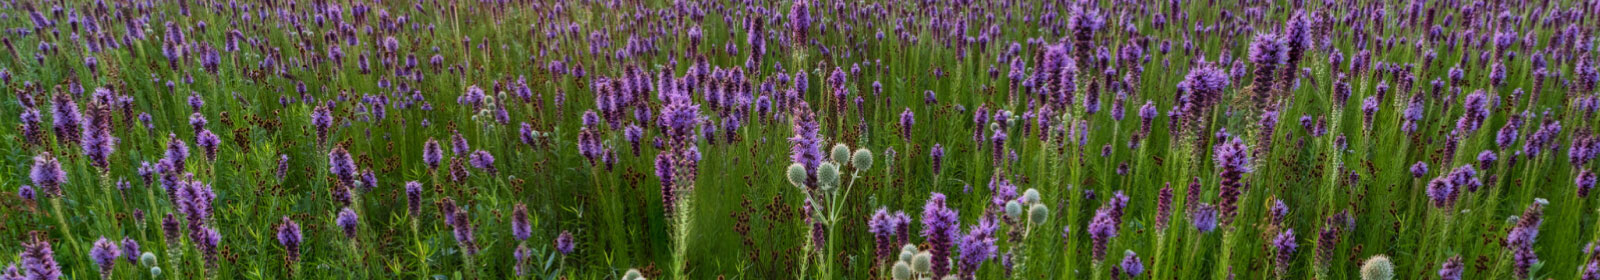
[[892, 261, 913, 280], [1004, 201, 1024, 219], [140, 252, 158, 267], [988, 122, 1000, 132], [786, 163, 808, 188], [1359, 255, 1394, 280], [852, 148, 874, 170], [623, 269, 643, 280], [831, 144, 851, 165], [818, 162, 840, 190], [899, 250, 915, 263], [1029, 204, 1051, 225], [912, 252, 933, 274], [150, 267, 162, 277], [1022, 188, 1041, 204]]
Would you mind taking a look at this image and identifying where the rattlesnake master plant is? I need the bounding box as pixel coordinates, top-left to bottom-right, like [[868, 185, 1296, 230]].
[[1360, 255, 1394, 280]]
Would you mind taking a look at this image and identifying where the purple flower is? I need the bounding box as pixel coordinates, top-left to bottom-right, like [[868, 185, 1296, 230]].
[[450, 133, 471, 155], [405, 181, 423, 215], [1155, 184, 1174, 230], [868, 208, 899, 262], [1507, 199, 1548, 279], [17, 185, 35, 201], [29, 153, 65, 197], [1121, 250, 1144, 277], [1411, 161, 1429, 178], [1214, 137, 1250, 225], [1248, 32, 1288, 104], [1438, 255, 1463, 280], [196, 129, 220, 161], [788, 0, 811, 45], [957, 217, 998, 278], [1580, 170, 1597, 198], [922, 193, 960, 277], [899, 108, 914, 141], [1273, 229, 1297, 277], [1088, 191, 1129, 261], [450, 210, 478, 255], [931, 144, 945, 175], [512, 204, 532, 241], [1456, 90, 1490, 133], [1477, 150, 1498, 170], [311, 105, 333, 145], [90, 237, 120, 278], [82, 101, 117, 169], [22, 232, 62, 280], [788, 102, 824, 189], [1426, 177, 1457, 209], [120, 237, 139, 264], [51, 92, 84, 147], [165, 134, 190, 171], [1192, 203, 1218, 233], [278, 216, 302, 261], [555, 230, 575, 255], [469, 150, 496, 175], [423, 139, 444, 170], [337, 207, 359, 239], [328, 146, 358, 188]]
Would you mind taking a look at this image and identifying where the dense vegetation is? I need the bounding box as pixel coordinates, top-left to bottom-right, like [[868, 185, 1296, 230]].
[[2, 0, 1599, 279]]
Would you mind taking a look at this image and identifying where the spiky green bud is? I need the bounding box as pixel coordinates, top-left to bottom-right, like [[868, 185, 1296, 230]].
[[818, 162, 840, 190], [832, 144, 851, 165], [1005, 201, 1024, 219], [786, 163, 807, 188], [852, 148, 874, 170], [1029, 204, 1051, 225], [1360, 255, 1394, 280], [892, 261, 913, 280]]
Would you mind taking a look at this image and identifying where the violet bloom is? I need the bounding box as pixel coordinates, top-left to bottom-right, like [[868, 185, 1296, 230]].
[[511, 204, 531, 241], [899, 108, 914, 141], [1121, 250, 1144, 278], [311, 105, 333, 145], [82, 101, 116, 169], [405, 181, 423, 215], [1507, 199, 1548, 279], [1578, 170, 1596, 198], [423, 139, 444, 170], [957, 217, 998, 279], [1273, 229, 1297, 277], [22, 232, 62, 280], [450, 210, 478, 255], [555, 230, 575, 255], [1247, 32, 1288, 105], [18, 185, 35, 201], [278, 216, 302, 262], [91, 237, 120, 278], [29, 153, 66, 197], [1438, 255, 1464, 280], [164, 134, 189, 171], [51, 92, 84, 146], [1426, 176, 1457, 209], [921, 193, 960, 277], [1192, 203, 1218, 233], [930, 144, 945, 175], [328, 146, 358, 188], [1088, 191, 1129, 262], [196, 129, 220, 161], [788, 0, 811, 45], [469, 150, 496, 175], [1214, 137, 1250, 225], [868, 208, 899, 261], [337, 207, 359, 239], [1155, 185, 1173, 230], [120, 237, 139, 264], [788, 102, 824, 189]]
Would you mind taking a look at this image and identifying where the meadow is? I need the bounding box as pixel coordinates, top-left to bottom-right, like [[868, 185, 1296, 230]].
[[1, 0, 1599, 279]]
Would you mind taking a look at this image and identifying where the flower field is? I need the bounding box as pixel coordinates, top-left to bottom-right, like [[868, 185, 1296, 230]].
[[2, 0, 1599, 279]]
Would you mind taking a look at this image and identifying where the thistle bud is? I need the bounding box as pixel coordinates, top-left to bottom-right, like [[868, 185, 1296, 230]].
[[831, 144, 851, 165], [818, 162, 840, 190], [1360, 255, 1394, 280], [1029, 204, 1051, 225], [852, 148, 874, 170], [786, 163, 807, 188]]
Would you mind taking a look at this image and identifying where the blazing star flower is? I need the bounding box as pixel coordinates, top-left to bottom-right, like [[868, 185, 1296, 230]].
[[555, 230, 576, 255], [1438, 255, 1464, 280], [91, 237, 120, 278], [1121, 250, 1145, 277], [1192, 203, 1218, 233], [1273, 229, 1297, 277], [29, 153, 66, 197], [957, 217, 998, 279], [328, 146, 358, 187], [423, 139, 444, 170], [277, 216, 302, 262], [22, 232, 62, 280], [512, 204, 532, 241], [337, 207, 359, 239], [1214, 137, 1250, 225], [120, 238, 140, 265], [921, 193, 959, 277]]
